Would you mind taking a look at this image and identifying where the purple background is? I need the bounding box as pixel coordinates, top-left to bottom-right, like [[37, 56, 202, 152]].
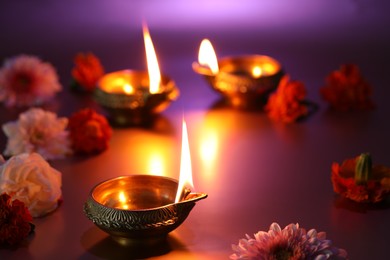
[[1, 1, 390, 259]]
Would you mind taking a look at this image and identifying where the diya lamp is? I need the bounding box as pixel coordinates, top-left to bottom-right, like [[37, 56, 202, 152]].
[[94, 25, 179, 126], [84, 120, 207, 244], [192, 39, 284, 109]]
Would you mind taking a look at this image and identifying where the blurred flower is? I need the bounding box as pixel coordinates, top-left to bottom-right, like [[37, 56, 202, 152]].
[[331, 153, 390, 203], [320, 64, 374, 111], [0, 193, 33, 246], [2, 107, 71, 160], [265, 75, 308, 123], [68, 108, 112, 154], [71, 52, 104, 92], [0, 54, 62, 107], [0, 153, 62, 218], [231, 222, 347, 260]]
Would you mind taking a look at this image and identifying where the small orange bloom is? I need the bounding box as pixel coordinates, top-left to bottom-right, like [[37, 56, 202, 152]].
[[68, 108, 112, 154], [331, 154, 390, 203], [320, 64, 374, 111], [71, 52, 104, 92], [265, 75, 308, 123]]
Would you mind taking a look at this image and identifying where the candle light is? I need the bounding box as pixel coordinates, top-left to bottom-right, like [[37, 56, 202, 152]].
[[94, 24, 179, 126], [143, 24, 161, 94], [193, 38, 284, 108], [198, 39, 219, 75], [175, 120, 194, 202]]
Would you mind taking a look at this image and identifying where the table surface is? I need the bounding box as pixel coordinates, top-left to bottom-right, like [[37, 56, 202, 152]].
[[1, 1, 390, 259]]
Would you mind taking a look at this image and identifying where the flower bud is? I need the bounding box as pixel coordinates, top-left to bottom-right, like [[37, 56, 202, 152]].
[[355, 153, 372, 185]]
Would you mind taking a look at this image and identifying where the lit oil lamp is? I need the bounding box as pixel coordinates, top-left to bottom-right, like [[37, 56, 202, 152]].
[[94, 24, 179, 126], [84, 120, 207, 244], [192, 39, 284, 109]]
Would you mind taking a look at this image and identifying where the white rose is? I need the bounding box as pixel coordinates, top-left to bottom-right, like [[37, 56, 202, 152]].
[[0, 153, 62, 217]]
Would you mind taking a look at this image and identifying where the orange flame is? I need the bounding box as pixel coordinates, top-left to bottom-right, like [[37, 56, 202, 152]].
[[198, 39, 219, 74], [143, 23, 161, 94], [175, 120, 194, 202]]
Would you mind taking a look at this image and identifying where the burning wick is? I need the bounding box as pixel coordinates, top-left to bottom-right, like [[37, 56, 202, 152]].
[[143, 23, 161, 94], [175, 120, 194, 203], [198, 39, 219, 75]]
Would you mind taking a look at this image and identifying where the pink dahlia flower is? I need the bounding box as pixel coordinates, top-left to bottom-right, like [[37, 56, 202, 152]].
[[2, 108, 71, 160], [0, 55, 62, 107], [231, 223, 348, 260]]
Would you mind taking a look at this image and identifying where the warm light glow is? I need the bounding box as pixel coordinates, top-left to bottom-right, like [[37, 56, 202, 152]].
[[123, 83, 134, 94], [175, 120, 194, 203], [263, 63, 277, 74], [200, 131, 219, 165], [118, 191, 129, 210], [198, 39, 219, 74], [148, 152, 165, 176], [143, 23, 161, 94], [198, 119, 220, 184], [101, 76, 135, 94], [252, 66, 262, 78]]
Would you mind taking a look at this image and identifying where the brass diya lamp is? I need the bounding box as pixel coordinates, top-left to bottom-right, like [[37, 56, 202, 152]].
[[94, 25, 179, 126], [84, 175, 207, 244], [95, 70, 179, 126], [84, 121, 207, 244], [192, 39, 284, 109]]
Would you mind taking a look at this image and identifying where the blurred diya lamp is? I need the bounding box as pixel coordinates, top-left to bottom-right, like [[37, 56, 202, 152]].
[[94, 24, 179, 126], [192, 39, 284, 109], [84, 121, 207, 244]]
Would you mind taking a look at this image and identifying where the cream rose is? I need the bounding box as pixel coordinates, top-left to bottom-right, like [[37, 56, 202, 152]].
[[0, 153, 62, 217]]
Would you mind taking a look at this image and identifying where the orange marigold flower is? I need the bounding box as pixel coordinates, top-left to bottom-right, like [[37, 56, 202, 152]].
[[320, 64, 374, 111], [331, 153, 390, 203], [265, 75, 308, 123], [68, 108, 112, 154], [71, 52, 104, 92], [0, 193, 33, 246]]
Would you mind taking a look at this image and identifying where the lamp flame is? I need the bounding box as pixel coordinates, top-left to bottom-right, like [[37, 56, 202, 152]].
[[175, 120, 194, 203], [143, 23, 161, 94], [198, 39, 219, 74]]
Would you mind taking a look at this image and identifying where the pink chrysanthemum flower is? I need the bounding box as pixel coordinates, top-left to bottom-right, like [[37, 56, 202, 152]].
[[2, 108, 71, 160], [231, 223, 348, 260], [0, 55, 62, 107]]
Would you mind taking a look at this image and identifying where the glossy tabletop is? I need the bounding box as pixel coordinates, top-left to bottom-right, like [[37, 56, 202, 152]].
[[1, 1, 390, 259]]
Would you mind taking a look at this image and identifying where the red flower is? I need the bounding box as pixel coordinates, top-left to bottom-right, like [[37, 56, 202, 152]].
[[265, 75, 308, 123], [0, 193, 33, 246], [320, 64, 374, 111], [68, 108, 112, 154], [331, 154, 390, 203], [71, 52, 104, 92]]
